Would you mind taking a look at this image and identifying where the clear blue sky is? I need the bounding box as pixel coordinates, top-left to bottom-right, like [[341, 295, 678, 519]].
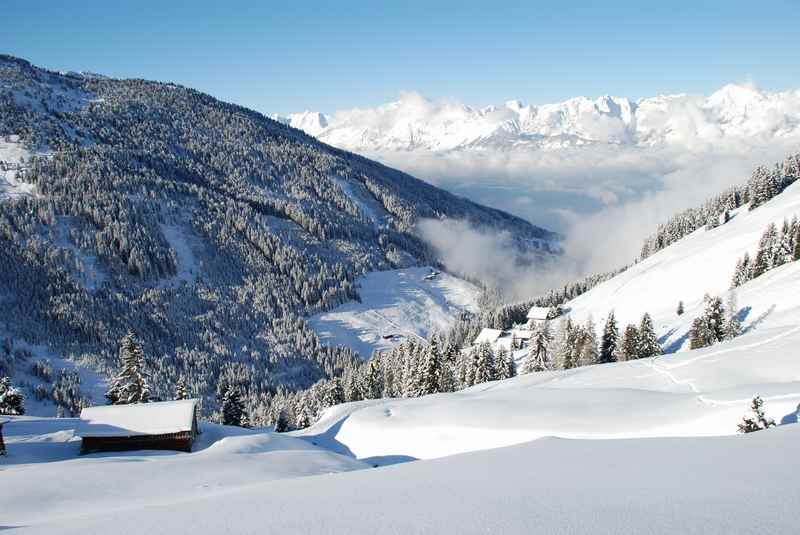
[[3, 0, 798, 114]]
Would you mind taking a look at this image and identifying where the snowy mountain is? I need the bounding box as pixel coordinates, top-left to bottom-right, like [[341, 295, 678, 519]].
[[277, 84, 800, 152], [0, 55, 558, 419]]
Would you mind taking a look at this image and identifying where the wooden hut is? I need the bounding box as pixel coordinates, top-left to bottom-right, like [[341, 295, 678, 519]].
[[76, 399, 199, 454], [0, 417, 8, 455]]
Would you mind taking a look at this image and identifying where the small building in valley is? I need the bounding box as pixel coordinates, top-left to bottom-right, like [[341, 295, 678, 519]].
[[0, 417, 8, 455], [526, 306, 551, 327], [76, 399, 200, 454]]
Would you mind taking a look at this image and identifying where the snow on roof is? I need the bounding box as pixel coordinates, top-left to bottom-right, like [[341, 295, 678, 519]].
[[527, 306, 550, 320], [76, 399, 198, 438], [473, 328, 504, 345], [510, 329, 533, 339]]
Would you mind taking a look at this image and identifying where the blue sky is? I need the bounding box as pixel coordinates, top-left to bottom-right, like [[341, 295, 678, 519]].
[[3, 0, 798, 114]]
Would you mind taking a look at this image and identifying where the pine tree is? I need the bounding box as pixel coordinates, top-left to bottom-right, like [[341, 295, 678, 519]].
[[273, 408, 289, 433], [438, 341, 458, 392], [703, 295, 725, 343], [676, 301, 684, 316], [599, 312, 619, 364], [793, 219, 800, 261], [175, 376, 189, 400], [322, 377, 345, 408], [752, 223, 777, 278], [522, 321, 552, 374], [361, 360, 382, 400], [495, 347, 515, 379], [636, 313, 661, 358], [578, 318, 599, 366], [221, 386, 245, 426], [344, 369, 364, 402], [619, 324, 639, 361], [105, 330, 150, 405], [0, 376, 25, 415], [737, 396, 776, 433], [472, 342, 495, 384], [419, 336, 443, 396], [689, 317, 712, 349]]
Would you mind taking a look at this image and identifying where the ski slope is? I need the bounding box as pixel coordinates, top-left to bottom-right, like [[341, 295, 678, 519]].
[[567, 180, 800, 349], [308, 267, 480, 357]]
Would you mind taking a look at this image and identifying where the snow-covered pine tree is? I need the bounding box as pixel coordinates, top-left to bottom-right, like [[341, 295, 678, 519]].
[[361, 360, 383, 400], [703, 295, 725, 343], [636, 313, 661, 358], [522, 321, 552, 374], [689, 317, 712, 349], [472, 342, 495, 384], [438, 341, 458, 392], [494, 347, 515, 380], [551, 317, 573, 369], [175, 376, 189, 400], [221, 385, 245, 426], [0, 376, 25, 415], [618, 324, 639, 361], [599, 312, 619, 364], [273, 408, 289, 432], [105, 330, 150, 405], [752, 223, 777, 278], [578, 318, 599, 366], [419, 336, 442, 396], [737, 396, 776, 433], [322, 377, 345, 408], [344, 369, 364, 402]]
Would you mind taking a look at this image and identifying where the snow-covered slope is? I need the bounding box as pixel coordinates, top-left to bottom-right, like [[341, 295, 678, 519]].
[[10, 422, 800, 534], [0, 134, 35, 200], [278, 84, 800, 153], [566, 180, 800, 349], [2, 418, 367, 526], [308, 267, 480, 357]]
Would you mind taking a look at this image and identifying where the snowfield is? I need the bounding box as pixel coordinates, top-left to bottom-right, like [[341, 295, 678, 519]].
[[309, 267, 480, 357], [5, 419, 799, 534], [0, 135, 35, 201]]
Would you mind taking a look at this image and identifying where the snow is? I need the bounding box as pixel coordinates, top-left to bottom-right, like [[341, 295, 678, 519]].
[[565, 180, 800, 351], [309, 267, 480, 357], [6, 420, 800, 534], [526, 305, 550, 320], [278, 84, 800, 153], [159, 223, 199, 288], [0, 134, 35, 201], [1, 418, 367, 528], [76, 399, 198, 437]]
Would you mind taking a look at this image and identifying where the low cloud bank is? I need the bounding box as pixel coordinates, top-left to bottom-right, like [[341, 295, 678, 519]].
[[412, 141, 799, 298]]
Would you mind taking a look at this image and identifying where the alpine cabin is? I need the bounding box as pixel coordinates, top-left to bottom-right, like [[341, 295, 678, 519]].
[[76, 399, 200, 454]]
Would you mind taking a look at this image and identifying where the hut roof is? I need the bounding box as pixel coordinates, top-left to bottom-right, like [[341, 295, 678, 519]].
[[76, 399, 198, 438]]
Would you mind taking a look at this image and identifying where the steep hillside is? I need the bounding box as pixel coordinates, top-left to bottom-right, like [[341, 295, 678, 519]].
[[0, 55, 556, 420], [565, 180, 800, 349]]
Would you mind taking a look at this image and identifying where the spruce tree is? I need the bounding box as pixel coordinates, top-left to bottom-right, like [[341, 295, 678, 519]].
[[273, 408, 289, 433], [703, 295, 725, 343], [0, 376, 25, 415], [221, 386, 245, 426], [619, 324, 639, 361], [322, 377, 345, 408], [738, 396, 776, 433], [522, 321, 552, 374], [419, 337, 443, 396], [599, 312, 619, 364], [472, 342, 495, 384], [105, 330, 150, 405], [578, 318, 599, 367], [677, 301, 684, 316], [636, 313, 661, 358], [361, 360, 382, 400], [175, 376, 189, 400], [793, 221, 800, 261], [752, 223, 777, 278]]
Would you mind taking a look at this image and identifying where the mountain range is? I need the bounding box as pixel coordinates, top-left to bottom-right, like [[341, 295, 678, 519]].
[[274, 84, 800, 153]]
